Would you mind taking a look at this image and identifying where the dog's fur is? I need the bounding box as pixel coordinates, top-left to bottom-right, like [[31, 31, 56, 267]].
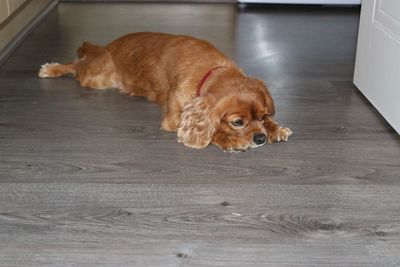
[[39, 32, 292, 151]]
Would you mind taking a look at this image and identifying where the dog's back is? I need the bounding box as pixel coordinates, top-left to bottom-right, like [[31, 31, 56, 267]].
[[40, 32, 234, 102]]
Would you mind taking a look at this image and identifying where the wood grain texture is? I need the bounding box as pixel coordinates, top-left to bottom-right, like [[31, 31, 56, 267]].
[[0, 3, 399, 267]]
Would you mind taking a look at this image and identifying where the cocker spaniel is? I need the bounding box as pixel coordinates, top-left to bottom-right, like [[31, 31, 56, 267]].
[[39, 32, 292, 151]]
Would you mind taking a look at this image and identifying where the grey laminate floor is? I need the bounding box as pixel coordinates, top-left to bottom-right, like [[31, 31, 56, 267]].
[[1, 3, 400, 267]]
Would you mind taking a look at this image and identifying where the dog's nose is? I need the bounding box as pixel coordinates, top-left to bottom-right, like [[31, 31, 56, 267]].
[[253, 133, 267, 145]]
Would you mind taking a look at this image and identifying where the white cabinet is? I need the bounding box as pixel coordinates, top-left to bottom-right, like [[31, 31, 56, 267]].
[[354, 0, 400, 133]]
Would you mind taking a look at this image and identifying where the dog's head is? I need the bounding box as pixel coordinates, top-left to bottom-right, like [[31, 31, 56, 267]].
[[177, 76, 275, 151]]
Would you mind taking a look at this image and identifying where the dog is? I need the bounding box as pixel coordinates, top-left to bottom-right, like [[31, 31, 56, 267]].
[[38, 32, 292, 151]]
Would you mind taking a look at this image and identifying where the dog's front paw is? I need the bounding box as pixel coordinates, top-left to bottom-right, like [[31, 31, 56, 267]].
[[268, 127, 293, 143]]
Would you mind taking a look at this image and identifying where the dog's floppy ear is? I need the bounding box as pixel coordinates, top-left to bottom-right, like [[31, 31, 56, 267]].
[[177, 97, 219, 149], [256, 79, 275, 116]]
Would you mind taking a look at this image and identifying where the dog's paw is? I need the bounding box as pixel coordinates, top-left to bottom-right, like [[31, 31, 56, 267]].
[[38, 62, 59, 78], [278, 127, 293, 142], [268, 127, 293, 143]]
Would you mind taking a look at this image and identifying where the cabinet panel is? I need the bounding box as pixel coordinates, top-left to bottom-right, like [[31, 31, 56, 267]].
[[373, 0, 400, 41]]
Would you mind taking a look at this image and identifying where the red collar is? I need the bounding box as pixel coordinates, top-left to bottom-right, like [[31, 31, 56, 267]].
[[196, 66, 225, 97]]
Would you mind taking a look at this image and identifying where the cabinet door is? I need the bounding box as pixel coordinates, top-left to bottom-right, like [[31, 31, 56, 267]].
[[354, 0, 400, 133], [8, 0, 26, 14], [0, 0, 9, 24]]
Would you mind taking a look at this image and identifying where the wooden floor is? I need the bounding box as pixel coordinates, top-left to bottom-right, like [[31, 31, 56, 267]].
[[1, 3, 400, 266]]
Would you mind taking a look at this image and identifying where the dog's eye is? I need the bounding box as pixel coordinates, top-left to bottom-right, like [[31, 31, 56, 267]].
[[231, 119, 244, 127]]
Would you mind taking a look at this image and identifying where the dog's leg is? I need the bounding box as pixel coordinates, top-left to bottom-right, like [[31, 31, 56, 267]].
[[38, 62, 76, 78], [39, 42, 119, 90], [160, 94, 182, 132], [38, 43, 99, 78], [264, 118, 293, 143], [161, 112, 181, 132]]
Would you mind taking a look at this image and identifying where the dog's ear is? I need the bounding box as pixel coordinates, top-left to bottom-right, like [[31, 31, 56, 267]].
[[265, 91, 275, 117], [177, 97, 219, 149], [256, 79, 275, 116]]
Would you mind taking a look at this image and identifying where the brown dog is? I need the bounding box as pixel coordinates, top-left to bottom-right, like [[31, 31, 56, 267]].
[[38, 32, 292, 151]]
